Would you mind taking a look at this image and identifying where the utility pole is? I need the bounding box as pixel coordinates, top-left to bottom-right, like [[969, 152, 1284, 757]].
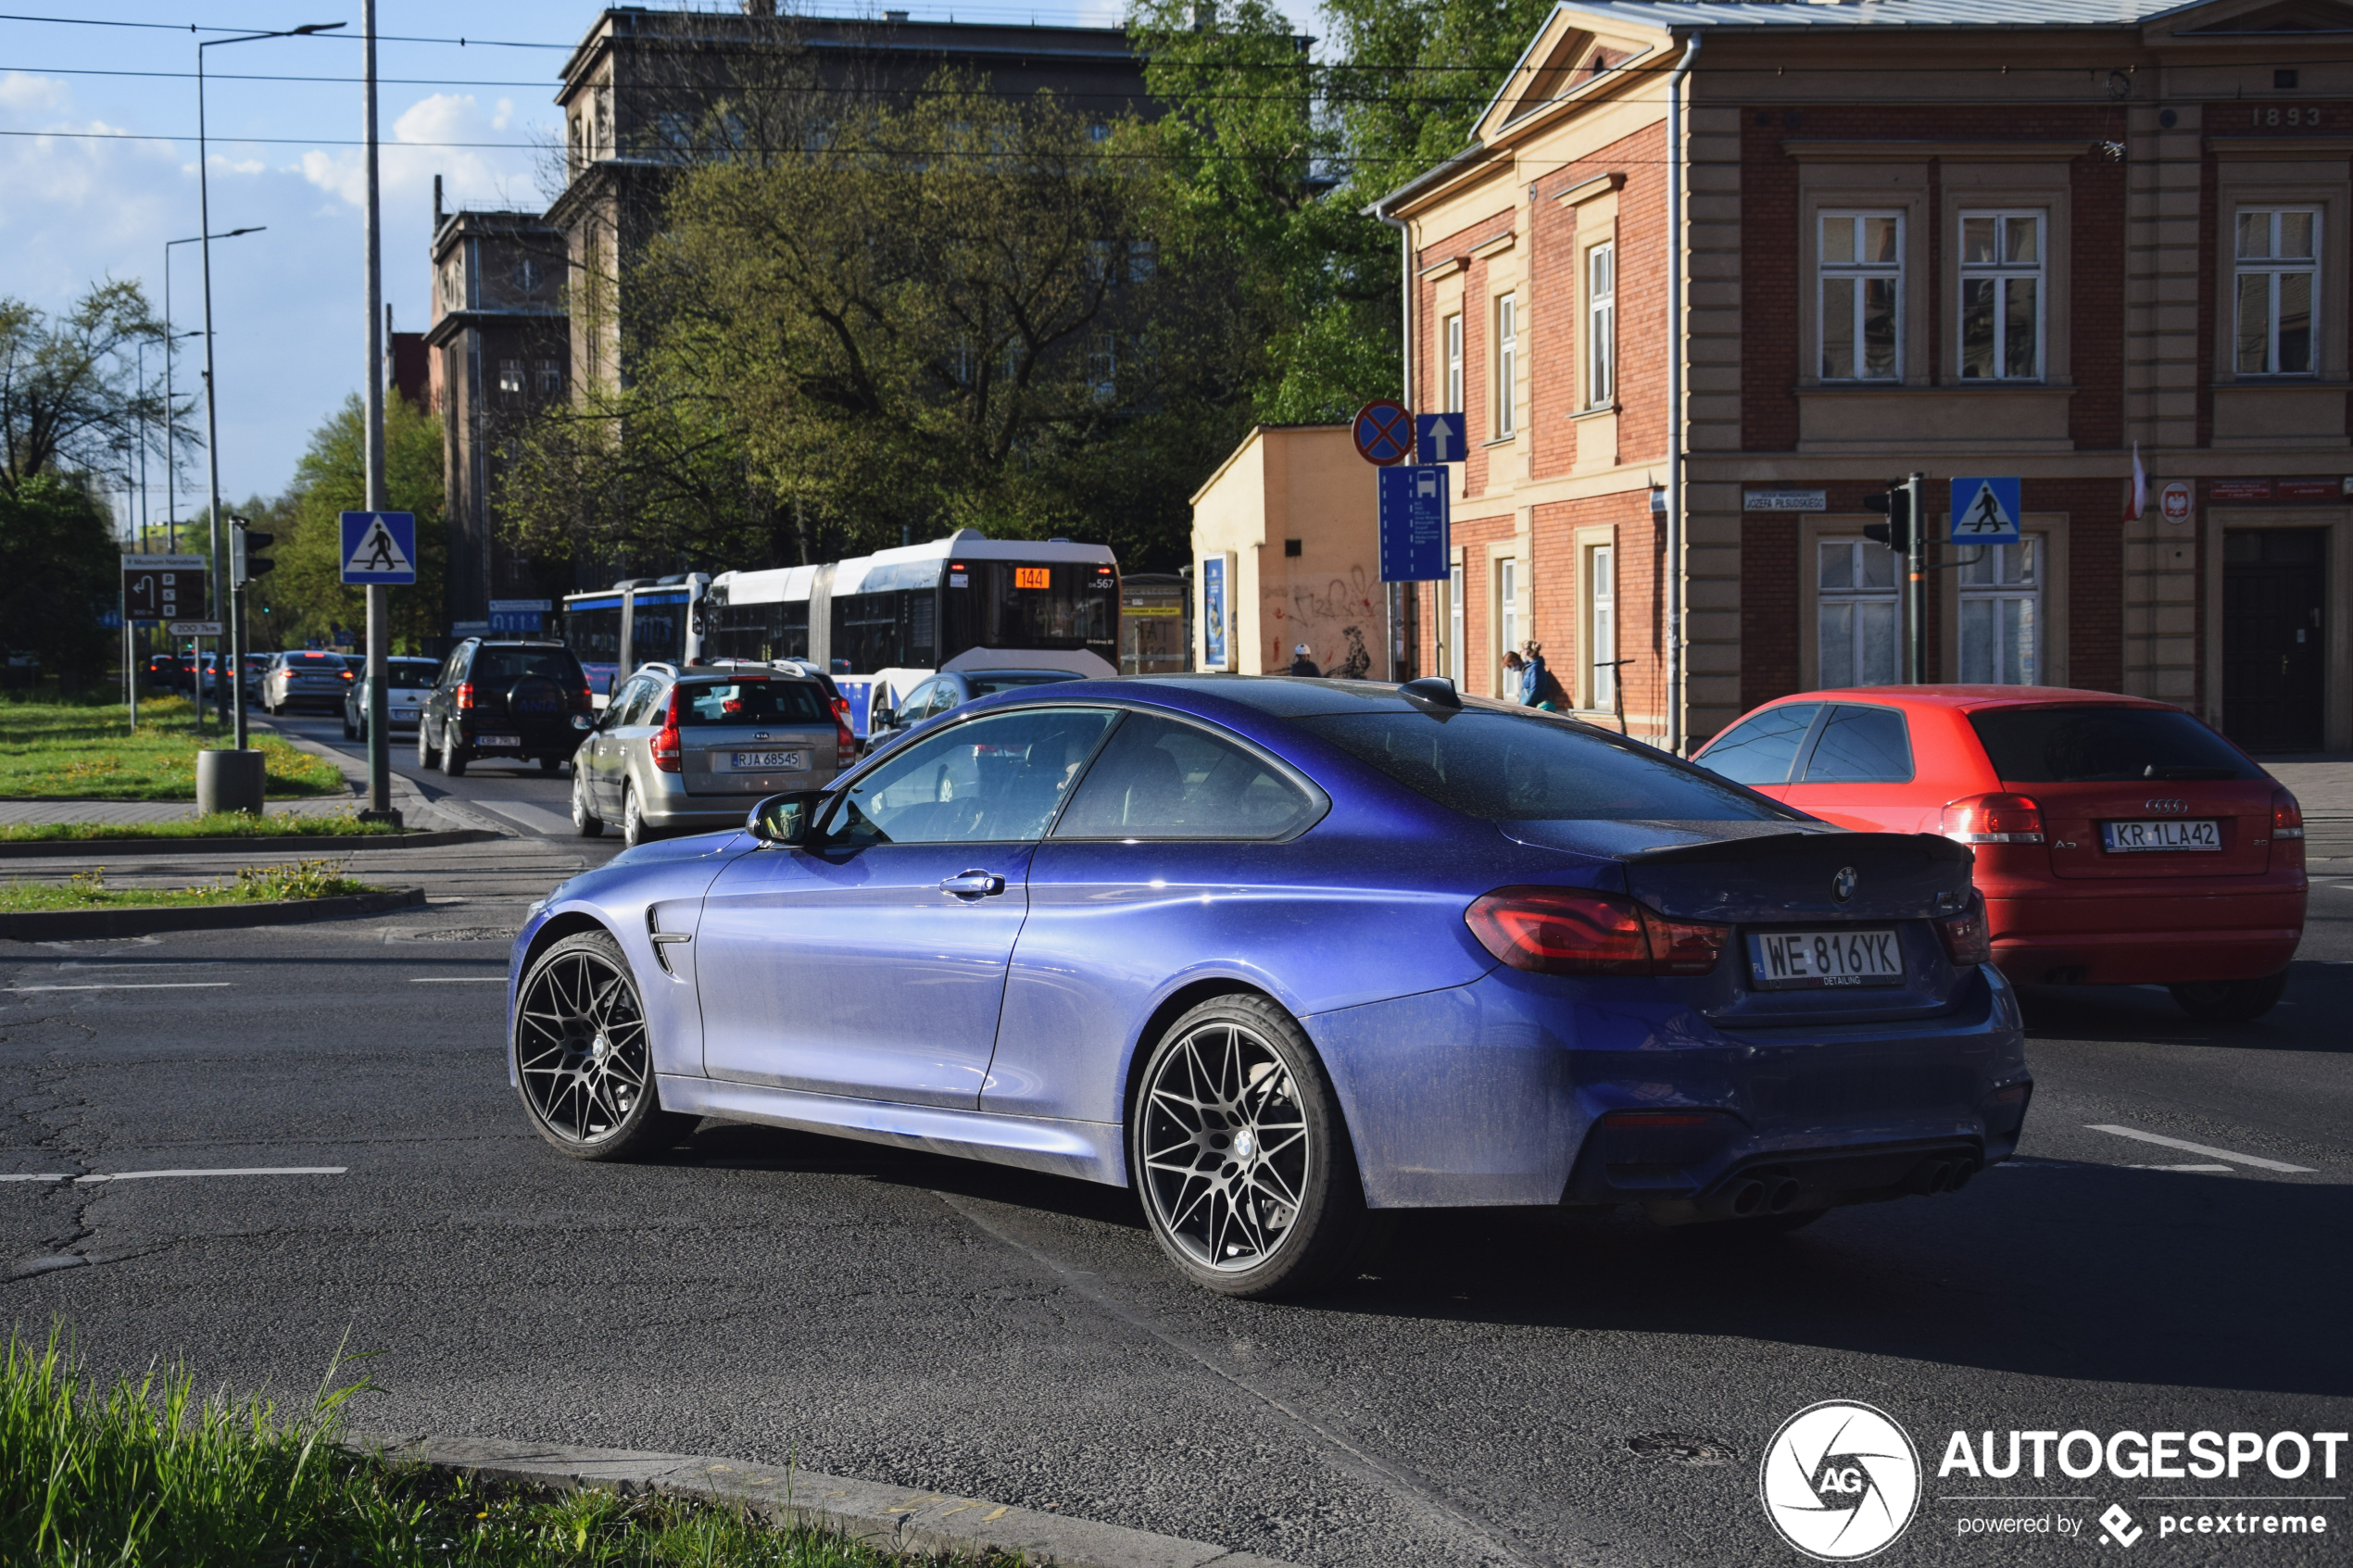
[[360, 0, 398, 823], [1906, 470, 1927, 684]]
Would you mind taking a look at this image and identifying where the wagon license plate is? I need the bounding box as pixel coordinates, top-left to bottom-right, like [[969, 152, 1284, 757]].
[[1749, 928, 1904, 989], [478, 734, 521, 748], [2100, 818, 2221, 852], [730, 749, 808, 771]]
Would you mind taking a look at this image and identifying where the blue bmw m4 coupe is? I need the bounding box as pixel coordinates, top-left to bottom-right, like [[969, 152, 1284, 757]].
[[507, 675, 2031, 1298]]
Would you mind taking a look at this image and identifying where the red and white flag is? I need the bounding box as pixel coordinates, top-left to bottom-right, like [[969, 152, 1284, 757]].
[[2127, 442, 2148, 521]]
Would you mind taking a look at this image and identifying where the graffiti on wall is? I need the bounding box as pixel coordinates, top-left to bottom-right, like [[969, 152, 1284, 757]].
[[1265, 562, 1380, 677]]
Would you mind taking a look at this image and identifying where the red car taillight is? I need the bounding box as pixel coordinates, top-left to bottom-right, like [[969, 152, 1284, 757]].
[[1466, 887, 1729, 977], [1935, 890, 1993, 968], [651, 688, 683, 772], [1941, 793, 2045, 845], [571, 684, 594, 713], [2271, 789, 2304, 840], [831, 696, 858, 762], [455, 682, 475, 711]]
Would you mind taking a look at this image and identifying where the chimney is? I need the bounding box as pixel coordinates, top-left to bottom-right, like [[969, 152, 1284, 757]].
[[433, 174, 444, 230]]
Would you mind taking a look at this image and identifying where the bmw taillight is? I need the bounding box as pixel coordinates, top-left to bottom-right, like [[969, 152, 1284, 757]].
[[1466, 887, 1729, 977], [651, 688, 683, 772], [1935, 890, 1992, 968], [1941, 793, 2045, 845], [455, 682, 475, 711]]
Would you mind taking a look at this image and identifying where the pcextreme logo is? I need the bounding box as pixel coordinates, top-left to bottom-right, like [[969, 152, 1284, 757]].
[[1760, 1400, 1923, 1561]]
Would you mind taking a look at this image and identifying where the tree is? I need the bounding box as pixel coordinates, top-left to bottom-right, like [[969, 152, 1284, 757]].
[[0, 281, 193, 498], [0, 474, 119, 677], [250, 392, 446, 651]]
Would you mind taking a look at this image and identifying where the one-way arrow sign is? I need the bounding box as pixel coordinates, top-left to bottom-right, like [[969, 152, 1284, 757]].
[[1416, 412, 1466, 465]]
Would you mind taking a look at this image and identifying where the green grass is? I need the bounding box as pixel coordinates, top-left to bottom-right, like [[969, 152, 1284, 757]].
[[0, 1328, 1015, 1567], [0, 859, 376, 913], [0, 697, 348, 802], [0, 810, 403, 844]]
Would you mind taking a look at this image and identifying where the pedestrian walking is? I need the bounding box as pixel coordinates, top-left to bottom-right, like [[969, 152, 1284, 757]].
[[1287, 643, 1322, 677]]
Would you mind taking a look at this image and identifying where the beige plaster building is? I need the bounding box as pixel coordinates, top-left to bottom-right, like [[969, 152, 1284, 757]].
[[1190, 427, 1388, 678]]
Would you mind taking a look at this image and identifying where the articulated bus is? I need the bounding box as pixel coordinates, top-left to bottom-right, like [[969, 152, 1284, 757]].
[[558, 530, 1120, 734]]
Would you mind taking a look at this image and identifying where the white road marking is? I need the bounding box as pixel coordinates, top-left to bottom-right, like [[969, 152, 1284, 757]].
[[2124, 1163, 2236, 1173], [408, 976, 507, 984], [472, 798, 577, 836], [58, 961, 224, 970], [6, 983, 234, 992], [0, 1173, 69, 1183], [74, 1167, 346, 1184], [2086, 1123, 2317, 1173]]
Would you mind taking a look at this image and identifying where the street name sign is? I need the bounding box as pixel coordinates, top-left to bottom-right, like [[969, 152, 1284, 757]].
[[121, 555, 208, 624], [1352, 400, 1414, 466], [1949, 476, 2022, 545], [1378, 464, 1450, 583], [1416, 412, 1466, 465], [340, 511, 418, 585], [167, 621, 225, 638]]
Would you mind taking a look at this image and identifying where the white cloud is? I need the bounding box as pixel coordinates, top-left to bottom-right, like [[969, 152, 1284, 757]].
[[0, 71, 69, 114], [298, 92, 546, 212]]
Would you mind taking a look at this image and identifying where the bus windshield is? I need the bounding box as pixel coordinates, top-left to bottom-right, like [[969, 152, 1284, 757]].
[[950, 560, 1117, 657]]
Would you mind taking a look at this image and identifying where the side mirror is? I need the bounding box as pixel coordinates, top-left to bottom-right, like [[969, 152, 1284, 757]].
[[572, 712, 595, 731], [748, 789, 828, 847], [869, 702, 894, 733]]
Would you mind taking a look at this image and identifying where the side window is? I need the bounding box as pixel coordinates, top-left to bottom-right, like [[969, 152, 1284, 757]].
[[610, 676, 655, 727], [1055, 712, 1318, 841], [1697, 705, 1820, 786], [827, 707, 1117, 847], [917, 682, 955, 719], [1801, 704, 1915, 784]]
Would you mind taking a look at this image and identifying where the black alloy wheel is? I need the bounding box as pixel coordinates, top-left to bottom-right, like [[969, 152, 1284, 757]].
[[512, 930, 688, 1160]]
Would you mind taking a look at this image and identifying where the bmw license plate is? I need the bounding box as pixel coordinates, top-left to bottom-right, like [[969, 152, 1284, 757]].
[[1749, 929, 1903, 989], [478, 734, 521, 748], [2101, 818, 2220, 852], [731, 750, 808, 771]]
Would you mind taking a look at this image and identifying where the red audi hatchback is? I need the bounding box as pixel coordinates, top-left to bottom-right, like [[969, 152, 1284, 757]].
[[1692, 686, 2307, 1022]]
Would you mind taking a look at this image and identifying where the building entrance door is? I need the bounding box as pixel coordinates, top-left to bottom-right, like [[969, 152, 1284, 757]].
[[2222, 528, 2327, 754]]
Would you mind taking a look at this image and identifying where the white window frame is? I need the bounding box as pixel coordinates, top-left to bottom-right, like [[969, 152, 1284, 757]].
[[1444, 314, 1464, 413], [1956, 536, 2042, 685], [1818, 211, 1905, 383], [1087, 331, 1116, 402], [1586, 243, 1617, 408], [1496, 557, 1518, 686], [1586, 542, 1616, 708], [2234, 207, 2321, 377], [1493, 293, 1518, 438], [1816, 536, 1902, 689], [1957, 209, 2045, 382], [497, 358, 524, 396], [1447, 559, 1465, 682]]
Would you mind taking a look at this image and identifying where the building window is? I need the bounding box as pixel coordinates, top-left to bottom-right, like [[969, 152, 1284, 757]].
[[1586, 243, 1616, 408], [1443, 314, 1464, 412], [1127, 240, 1156, 282], [512, 258, 543, 293], [1496, 557, 1518, 688], [1957, 539, 2039, 684], [536, 359, 563, 395], [1448, 560, 1465, 682], [1493, 293, 1518, 437], [1818, 537, 1900, 687], [1819, 212, 1903, 381], [2235, 207, 2319, 375], [1586, 543, 1616, 708], [1087, 332, 1116, 401], [1959, 211, 2043, 380], [497, 358, 524, 396]]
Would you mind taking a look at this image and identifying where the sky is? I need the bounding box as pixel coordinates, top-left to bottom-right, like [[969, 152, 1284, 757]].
[[0, 0, 1314, 537]]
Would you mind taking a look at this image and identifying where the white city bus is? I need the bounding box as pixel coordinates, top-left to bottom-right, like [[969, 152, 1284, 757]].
[[560, 530, 1120, 733]]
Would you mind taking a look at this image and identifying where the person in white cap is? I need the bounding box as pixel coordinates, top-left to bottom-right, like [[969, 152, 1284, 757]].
[[1286, 643, 1322, 677]]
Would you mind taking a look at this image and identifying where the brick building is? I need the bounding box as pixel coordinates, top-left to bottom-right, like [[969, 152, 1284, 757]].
[[1371, 0, 2353, 756]]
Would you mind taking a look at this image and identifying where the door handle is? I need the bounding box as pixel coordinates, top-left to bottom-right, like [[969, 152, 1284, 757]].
[[938, 871, 1007, 898]]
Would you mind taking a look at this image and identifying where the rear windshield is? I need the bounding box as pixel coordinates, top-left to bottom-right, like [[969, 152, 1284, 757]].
[[385, 662, 436, 689], [469, 646, 585, 687], [1969, 705, 2259, 783], [1294, 709, 1794, 822], [675, 680, 829, 726], [285, 652, 342, 667]]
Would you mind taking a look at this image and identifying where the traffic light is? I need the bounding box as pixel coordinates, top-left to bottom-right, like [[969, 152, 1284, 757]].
[[231, 518, 275, 586], [1862, 483, 1911, 553]]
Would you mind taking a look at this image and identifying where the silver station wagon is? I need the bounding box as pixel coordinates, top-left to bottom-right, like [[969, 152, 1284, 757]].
[[570, 664, 849, 847]]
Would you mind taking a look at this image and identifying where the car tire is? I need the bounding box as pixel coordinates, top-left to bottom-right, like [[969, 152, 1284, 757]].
[[1129, 992, 1378, 1299], [511, 929, 691, 1161], [417, 721, 436, 769], [540, 756, 562, 774], [342, 714, 358, 740], [621, 782, 647, 848], [572, 767, 605, 838], [2168, 971, 2289, 1023], [440, 731, 467, 778]]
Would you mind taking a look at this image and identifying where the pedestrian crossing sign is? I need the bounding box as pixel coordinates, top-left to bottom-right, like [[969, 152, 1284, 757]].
[[1948, 477, 2021, 545], [340, 511, 417, 585]]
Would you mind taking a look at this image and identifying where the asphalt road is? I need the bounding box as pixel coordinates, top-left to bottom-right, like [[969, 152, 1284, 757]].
[[2, 863, 2347, 1566]]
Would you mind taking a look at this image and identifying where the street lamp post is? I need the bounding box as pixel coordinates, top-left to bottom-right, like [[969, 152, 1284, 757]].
[[359, 0, 399, 825], [164, 232, 254, 732], [196, 21, 343, 752]]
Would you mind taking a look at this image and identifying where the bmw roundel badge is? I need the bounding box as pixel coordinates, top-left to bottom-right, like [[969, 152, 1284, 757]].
[[1832, 866, 1858, 903]]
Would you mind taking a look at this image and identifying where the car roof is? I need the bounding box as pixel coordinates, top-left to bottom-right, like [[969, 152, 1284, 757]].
[[1743, 684, 2184, 716]]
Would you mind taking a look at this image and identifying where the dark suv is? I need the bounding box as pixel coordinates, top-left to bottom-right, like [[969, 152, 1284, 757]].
[[417, 639, 592, 777]]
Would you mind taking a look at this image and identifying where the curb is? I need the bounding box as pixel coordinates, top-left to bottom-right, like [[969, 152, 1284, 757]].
[[0, 829, 499, 859], [351, 1435, 1295, 1568], [0, 886, 425, 942], [247, 719, 509, 840]]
